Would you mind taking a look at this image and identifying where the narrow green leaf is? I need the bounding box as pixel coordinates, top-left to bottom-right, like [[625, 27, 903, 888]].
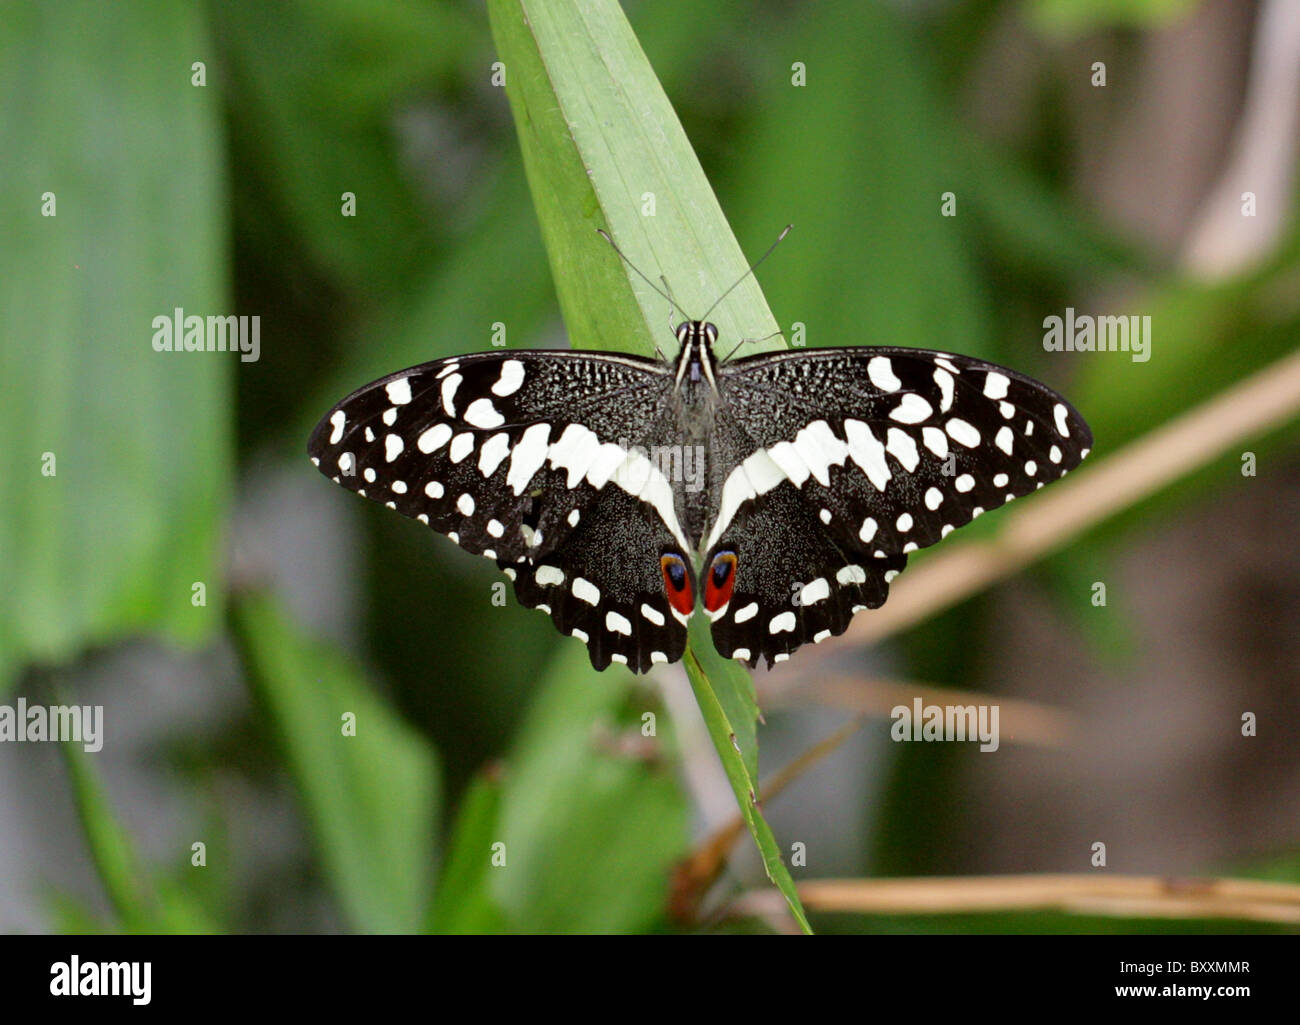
[[231, 592, 441, 933], [0, 1, 229, 689], [683, 648, 812, 934], [60, 739, 216, 934], [59, 743, 156, 934]]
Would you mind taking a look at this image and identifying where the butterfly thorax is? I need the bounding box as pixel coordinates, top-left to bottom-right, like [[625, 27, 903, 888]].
[[671, 321, 721, 443]]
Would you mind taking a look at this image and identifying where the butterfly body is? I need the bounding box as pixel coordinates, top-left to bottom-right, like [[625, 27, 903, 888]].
[[309, 321, 1091, 672]]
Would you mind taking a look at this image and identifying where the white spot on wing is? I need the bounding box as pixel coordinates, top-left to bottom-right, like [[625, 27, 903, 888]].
[[769, 611, 796, 634], [766, 440, 811, 487], [799, 578, 830, 605], [384, 434, 404, 462], [889, 393, 932, 424], [606, 611, 632, 636], [845, 419, 890, 491], [535, 565, 564, 586], [329, 410, 346, 444], [386, 378, 412, 405], [792, 420, 848, 487], [983, 372, 1010, 400], [641, 603, 665, 626], [1054, 403, 1070, 436], [449, 432, 474, 463], [733, 602, 758, 623], [463, 398, 505, 429], [572, 577, 600, 605], [492, 359, 526, 396], [417, 423, 452, 454], [995, 425, 1014, 455], [946, 418, 981, 448], [934, 367, 955, 412], [885, 428, 919, 472], [507, 423, 551, 495], [868, 356, 901, 391], [477, 433, 511, 478], [441, 373, 462, 416]]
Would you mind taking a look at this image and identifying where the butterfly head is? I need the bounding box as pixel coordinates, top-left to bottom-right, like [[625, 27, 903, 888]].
[[673, 321, 721, 390], [674, 320, 720, 351]]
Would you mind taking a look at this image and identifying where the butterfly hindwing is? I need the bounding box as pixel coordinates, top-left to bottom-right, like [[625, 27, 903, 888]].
[[704, 480, 907, 667], [506, 486, 693, 672]]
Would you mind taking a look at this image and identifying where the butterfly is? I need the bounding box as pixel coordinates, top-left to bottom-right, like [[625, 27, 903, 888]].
[[308, 299, 1092, 672]]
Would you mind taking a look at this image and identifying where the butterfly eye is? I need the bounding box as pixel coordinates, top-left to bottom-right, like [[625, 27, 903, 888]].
[[703, 550, 737, 613], [660, 554, 687, 592], [660, 553, 695, 618]]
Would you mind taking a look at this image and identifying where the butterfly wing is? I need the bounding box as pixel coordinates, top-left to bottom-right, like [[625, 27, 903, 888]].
[[706, 346, 1092, 666], [308, 350, 693, 671]]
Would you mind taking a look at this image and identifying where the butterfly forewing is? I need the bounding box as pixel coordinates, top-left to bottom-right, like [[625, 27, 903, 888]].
[[307, 349, 697, 669], [702, 346, 1092, 667]]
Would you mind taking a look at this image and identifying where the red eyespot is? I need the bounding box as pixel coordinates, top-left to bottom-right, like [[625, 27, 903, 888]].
[[660, 554, 694, 618], [703, 550, 737, 613]]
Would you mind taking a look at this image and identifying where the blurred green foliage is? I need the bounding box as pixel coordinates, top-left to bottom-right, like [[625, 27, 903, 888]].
[[5, 0, 1298, 933]]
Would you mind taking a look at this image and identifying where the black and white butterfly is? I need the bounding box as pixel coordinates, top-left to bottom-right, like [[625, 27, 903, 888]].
[[308, 312, 1092, 672]]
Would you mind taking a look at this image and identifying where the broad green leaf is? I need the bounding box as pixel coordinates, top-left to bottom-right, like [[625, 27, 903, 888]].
[[0, 0, 229, 690], [215, 0, 477, 296], [728, 1, 988, 363], [491, 644, 686, 933], [232, 592, 441, 933], [427, 769, 509, 934], [488, 0, 783, 357], [1026, 0, 1196, 37]]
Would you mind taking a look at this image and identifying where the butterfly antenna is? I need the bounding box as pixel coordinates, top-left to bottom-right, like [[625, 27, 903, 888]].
[[719, 327, 784, 362], [700, 224, 792, 322], [596, 229, 689, 325]]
